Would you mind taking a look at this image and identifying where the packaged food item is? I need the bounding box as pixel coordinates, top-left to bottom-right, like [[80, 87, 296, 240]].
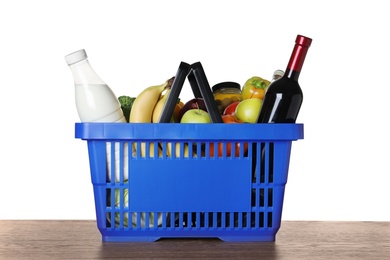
[[212, 82, 241, 114], [65, 49, 126, 183], [257, 34, 312, 123], [65, 49, 125, 123], [272, 69, 284, 82]]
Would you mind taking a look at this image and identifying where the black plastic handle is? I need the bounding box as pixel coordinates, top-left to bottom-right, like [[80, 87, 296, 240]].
[[158, 61, 223, 123], [187, 70, 203, 98], [158, 62, 192, 123], [190, 62, 223, 123]]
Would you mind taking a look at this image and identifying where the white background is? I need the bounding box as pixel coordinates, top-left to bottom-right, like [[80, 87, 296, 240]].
[[1, 0, 389, 221]]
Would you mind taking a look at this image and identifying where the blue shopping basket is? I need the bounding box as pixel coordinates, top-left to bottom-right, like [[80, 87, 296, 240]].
[[75, 122, 303, 242]]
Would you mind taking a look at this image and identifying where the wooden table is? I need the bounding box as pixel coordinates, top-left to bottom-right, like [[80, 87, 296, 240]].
[[0, 220, 389, 259]]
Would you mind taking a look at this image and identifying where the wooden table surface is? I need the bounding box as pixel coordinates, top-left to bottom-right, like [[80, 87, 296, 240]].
[[0, 220, 389, 259]]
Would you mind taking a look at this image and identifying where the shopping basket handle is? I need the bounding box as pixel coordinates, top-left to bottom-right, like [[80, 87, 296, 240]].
[[158, 62, 192, 123], [189, 62, 223, 123], [187, 70, 202, 98], [158, 61, 223, 123]]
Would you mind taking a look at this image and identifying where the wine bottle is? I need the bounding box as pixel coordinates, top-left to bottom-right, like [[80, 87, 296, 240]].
[[251, 35, 312, 184], [257, 35, 312, 123]]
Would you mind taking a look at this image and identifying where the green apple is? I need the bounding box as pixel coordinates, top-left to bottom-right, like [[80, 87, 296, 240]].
[[180, 109, 211, 123], [235, 98, 262, 123]]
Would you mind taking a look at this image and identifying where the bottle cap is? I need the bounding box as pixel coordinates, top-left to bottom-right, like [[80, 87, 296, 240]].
[[273, 69, 284, 78], [212, 81, 240, 93], [296, 35, 312, 47], [65, 49, 88, 65]]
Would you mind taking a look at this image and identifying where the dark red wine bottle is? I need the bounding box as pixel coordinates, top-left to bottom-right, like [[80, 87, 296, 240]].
[[251, 35, 312, 183], [257, 35, 312, 123]]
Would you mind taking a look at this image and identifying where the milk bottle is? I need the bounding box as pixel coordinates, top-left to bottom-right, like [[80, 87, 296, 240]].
[[65, 49, 127, 182]]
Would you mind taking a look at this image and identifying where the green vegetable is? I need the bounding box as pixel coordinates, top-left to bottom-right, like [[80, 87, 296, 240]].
[[118, 96, 136, 122]]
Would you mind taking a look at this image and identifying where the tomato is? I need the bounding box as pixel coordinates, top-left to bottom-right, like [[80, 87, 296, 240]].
[[209, 142, 248, 157], [241, 76, 270, 100], [222, 114, 244, 123], [209, 116, 248, 157], [223, 101, 240, 116]]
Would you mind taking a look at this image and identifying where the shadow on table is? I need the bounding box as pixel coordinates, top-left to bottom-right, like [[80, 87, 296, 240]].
[[96, 238, 280, 259]]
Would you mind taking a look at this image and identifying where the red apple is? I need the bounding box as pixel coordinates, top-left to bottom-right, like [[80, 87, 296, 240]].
[[178, 98, 207, 122], [223, 101, 240, 116], [180, 109, 211, 123]]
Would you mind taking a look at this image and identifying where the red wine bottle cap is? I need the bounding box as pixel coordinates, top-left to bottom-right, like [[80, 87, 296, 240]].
[[296, 35, 312, 47], [287, 35, 312, 72]]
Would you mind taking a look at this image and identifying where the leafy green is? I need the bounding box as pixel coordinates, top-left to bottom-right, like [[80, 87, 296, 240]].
[[118, 96, 136, 122]]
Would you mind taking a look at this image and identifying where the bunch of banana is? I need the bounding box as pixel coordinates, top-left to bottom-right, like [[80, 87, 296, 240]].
[[166, 142, 194, 158], [151, 87, 172, 123], [130, 77, 174, 158], [130, 77, 197, 158], [130, 77, 174, 123]]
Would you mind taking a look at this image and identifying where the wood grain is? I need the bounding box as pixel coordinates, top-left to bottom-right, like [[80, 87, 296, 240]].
[[0, 220, 389, 259]]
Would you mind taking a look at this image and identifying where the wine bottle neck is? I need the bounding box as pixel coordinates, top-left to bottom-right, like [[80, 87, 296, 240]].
[[284, 68, 300, 81], [285, 35, 312, 81]]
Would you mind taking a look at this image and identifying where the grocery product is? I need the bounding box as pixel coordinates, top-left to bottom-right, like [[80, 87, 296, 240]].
[[253, 35, 312, 183], [272, 70, 284, 82], [235, 98, 263, 123], [212, 82, 241, 114], [180, 109, 211, 123], [118, 96, 136, 123], [241, 76, 270, 100], [129, 77, 174, 158], [129, 77, 174, 123], [65, 49, 126, 183], [65, 49, 125, 123], [257, 35, 312, 123], [152, 88, 172, 123], [177, 98, 207, 122]]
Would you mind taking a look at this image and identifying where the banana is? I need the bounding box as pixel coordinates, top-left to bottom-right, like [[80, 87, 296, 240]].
[[152, 88, 171, 123], [166, 142, 197, 158], [130, 77, 174, 158], [131, 141, 163, 158], [129, 77, 174, 123]]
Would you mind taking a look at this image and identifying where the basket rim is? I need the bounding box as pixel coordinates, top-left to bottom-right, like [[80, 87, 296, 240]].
[[75, 123, 304, 141]]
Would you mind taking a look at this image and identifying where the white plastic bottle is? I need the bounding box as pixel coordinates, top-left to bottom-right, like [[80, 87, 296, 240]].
[[65, 49, 127, 183], [65, 49, 126, 123]]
